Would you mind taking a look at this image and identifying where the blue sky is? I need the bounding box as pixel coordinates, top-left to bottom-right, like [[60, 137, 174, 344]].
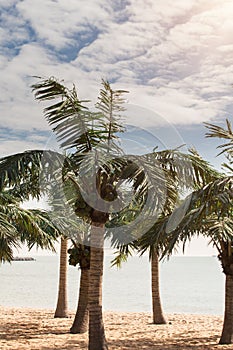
[[1, 0, 233, 255]]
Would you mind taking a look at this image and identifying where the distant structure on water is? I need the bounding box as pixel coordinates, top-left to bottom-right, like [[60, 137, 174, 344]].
[[12, 257, 36, 261]]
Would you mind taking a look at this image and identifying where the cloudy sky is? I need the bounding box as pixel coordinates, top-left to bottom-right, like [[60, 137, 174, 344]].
[[1, 0, 233, 255]]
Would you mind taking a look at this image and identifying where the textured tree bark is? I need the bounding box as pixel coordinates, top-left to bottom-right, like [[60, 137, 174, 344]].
[[70, 268, 89, 333], [88, 223, 108, 350], [219, 273, 233, 344], [151, 249, 166, 324], [54, 237, 69, 318]]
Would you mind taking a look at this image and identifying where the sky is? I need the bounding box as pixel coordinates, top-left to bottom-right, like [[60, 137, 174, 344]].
[[1, 0, 233, 256]]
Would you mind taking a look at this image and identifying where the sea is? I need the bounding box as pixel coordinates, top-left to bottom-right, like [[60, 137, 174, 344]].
[[0, 255, 225, 315]]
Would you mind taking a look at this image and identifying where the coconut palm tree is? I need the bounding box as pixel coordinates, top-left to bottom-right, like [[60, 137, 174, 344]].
[[109, 206, 167, 324], [28, 77, 128, 350], [1, 76, 222, 349], [0, 152, 73, 320], [54, 236, 69, 318], [160, 119, 233, 344], [110, 148, 219, 325], [41, 79, 224, 349], [68, 241, 90, 333], [30, 76, 176, 349]]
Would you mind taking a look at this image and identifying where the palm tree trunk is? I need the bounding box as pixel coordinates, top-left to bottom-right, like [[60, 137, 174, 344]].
[[54, 237, 69, 318], [88, 223, 108, 350], [70, 267, 89, 333], [151, 249, 166, 324], [219, 273, 233, 344]]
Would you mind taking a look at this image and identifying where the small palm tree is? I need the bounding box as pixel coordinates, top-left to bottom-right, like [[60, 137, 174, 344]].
[[0, 153, 72, 319], [162, 119, 233, 344], [110, 148, 218, 325]]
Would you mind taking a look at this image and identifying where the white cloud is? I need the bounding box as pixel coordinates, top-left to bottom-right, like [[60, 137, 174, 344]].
[[16, 0, 110, 49], [0, 0, 233, 155], [0, 139, 46, 158]]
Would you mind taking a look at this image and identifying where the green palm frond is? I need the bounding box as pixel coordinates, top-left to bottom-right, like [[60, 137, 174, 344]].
[[159, 176, 233, 258], [0, 212, 19, 263], [205, 119, 233, 141], [138, 215, 170, 256], [31, 77, 128, 154], [152, 148, 220, 188], [205, 119, 233, 158], [206, 217, 233, 245], [96, 79, 128, 144], [17, 209, 60, 251], [166, 175, 232, 231], [110, 247, 134, 268], [0, 203, 60, 252], [32, 76, 95, 152], [0, 150, 43, 193], [0, 187, 61, 262], [0, 150, 63, 198]]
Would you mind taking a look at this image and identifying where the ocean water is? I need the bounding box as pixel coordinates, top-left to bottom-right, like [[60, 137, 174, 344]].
[[0, 255, 225, 315]]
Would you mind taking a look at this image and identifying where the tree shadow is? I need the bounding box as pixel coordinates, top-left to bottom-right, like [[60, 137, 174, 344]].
[[108, 334, 221, 350], [40, 340, 87, 350], [0, 320, 70, 341], [0, 314, 226, 350]]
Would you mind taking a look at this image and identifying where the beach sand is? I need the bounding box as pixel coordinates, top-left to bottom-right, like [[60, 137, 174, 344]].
[[1, 306, 233, 349]]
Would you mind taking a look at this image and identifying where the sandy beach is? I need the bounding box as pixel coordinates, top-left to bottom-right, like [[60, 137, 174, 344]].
[[1, 306, 233, 350]]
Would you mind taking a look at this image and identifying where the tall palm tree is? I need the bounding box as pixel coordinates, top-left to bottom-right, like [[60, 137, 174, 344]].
[[161, 119, 233, 344], [30, 77, 129, 350], [1, 76, 222, 349], [150, 248, 166, 324], [54, 236, 69, 318], [111, 241, 167, 324], [31, 77, 179, 349]]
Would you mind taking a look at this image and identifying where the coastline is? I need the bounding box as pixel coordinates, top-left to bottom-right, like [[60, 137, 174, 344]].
[[1, 306, 232, 349]]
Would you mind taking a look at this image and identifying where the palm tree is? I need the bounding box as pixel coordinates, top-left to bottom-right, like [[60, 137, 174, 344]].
[[1, 76, 222, 349], [162, 119, 233, 344], [29, 77, 129, 350], [54, 236, 69, 318], [150, 248, 166, 324], [110, 148, 218, 325], [0, 152, 74, 321], [0, 149, 77, 318], [68, 242, 90, 333], [31, 77, 179, 349]]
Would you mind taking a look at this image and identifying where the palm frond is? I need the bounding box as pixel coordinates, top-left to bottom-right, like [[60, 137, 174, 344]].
[[96, 79, 128, 145], [0, 212, 19, 263], [160, 175, 233, 258], [32, 77, 102, 152], [0, 150, 63, 198], [205, 119, 233, 158], [0, 203, 60, 252]]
